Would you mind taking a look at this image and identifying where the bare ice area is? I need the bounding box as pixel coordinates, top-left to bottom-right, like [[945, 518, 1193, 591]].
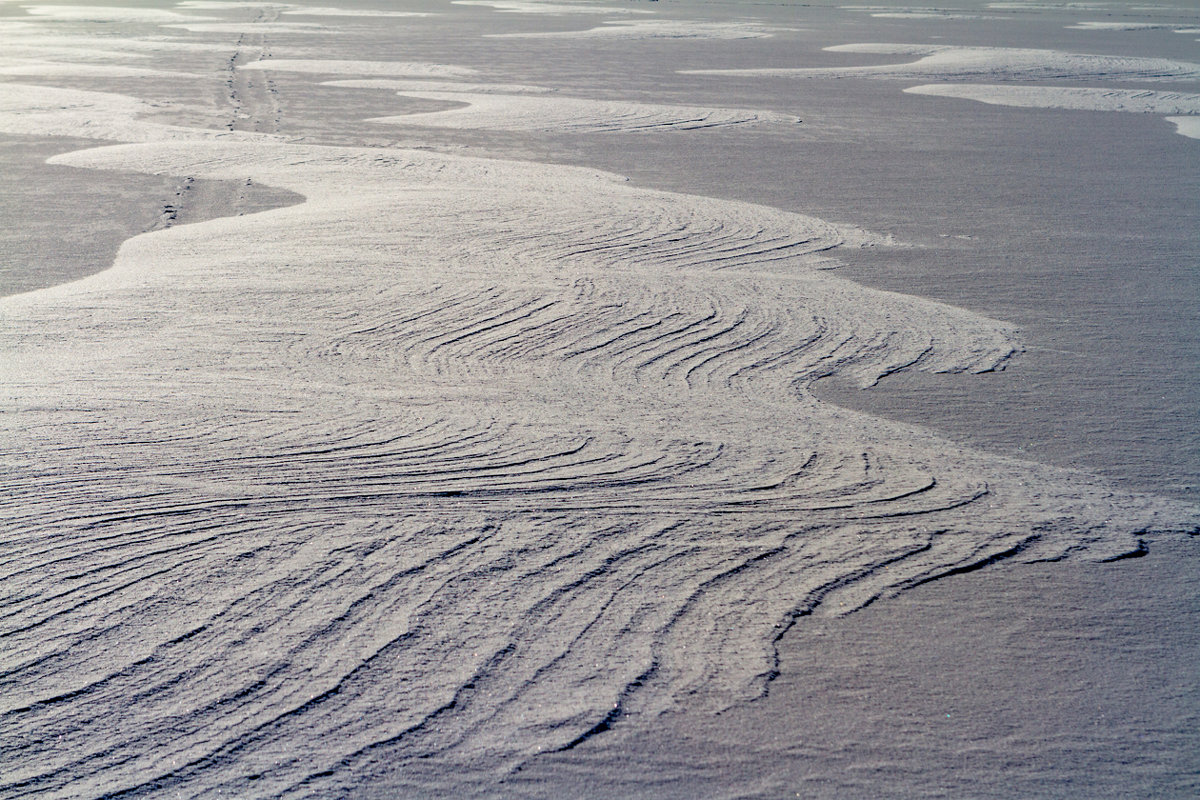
[[1, 1, 1198, 797]]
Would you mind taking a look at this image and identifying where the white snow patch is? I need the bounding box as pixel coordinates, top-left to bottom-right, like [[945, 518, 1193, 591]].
[[452, 0, 653, 14], [841, 6, 1008, 19], [281, 6, 434, 17], [683, 43, 1200, 82], [239, 59, 478, 78], [20, 4, 218, 22], [904, 84, 1200, 116], [174, 1, 284, 7], [0, 33, 239, 53], [1165, 115, 1200, 138], [488, 19, 781, 39], [366, 92, 799, 133], [0, 83, 276, 142], [1066, 21, 1182, 30], [323, 79, 554, 94], [0, 61, 202, 78], [905, 84, 1200, 138], [988, 2, 1113, 9], [161, 21, 334, 32]]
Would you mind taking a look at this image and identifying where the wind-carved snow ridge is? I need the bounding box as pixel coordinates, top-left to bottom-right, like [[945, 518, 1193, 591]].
[[161, 21, 336, 33], [365, 91, 799, 132], [323, 78, 556, 94], [988, 1, 1128, 9], [452, 0, 654, 14], [839, 6, 1009, 20], [0, 83, 281, 141], [280, 5, 436, 17], [2, 101, 1197, 799], [19, 4, 219, 22], [174, 2, 433, 16], [0, 61, 204, 78], [487, 19, 783, 39], [256, 63, 795, 132], [682, 43, 1200, 81], [1065, 21, 1194, 31], [239, 58, 478, 77]]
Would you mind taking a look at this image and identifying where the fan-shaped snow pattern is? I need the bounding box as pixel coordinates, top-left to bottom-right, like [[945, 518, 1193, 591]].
[[683, 43, 1200, 81], [2, 86, 1197, 800], [366, 91, 799, 132], [905, 85, 1200, 138], [488, 19, 781, 39]]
